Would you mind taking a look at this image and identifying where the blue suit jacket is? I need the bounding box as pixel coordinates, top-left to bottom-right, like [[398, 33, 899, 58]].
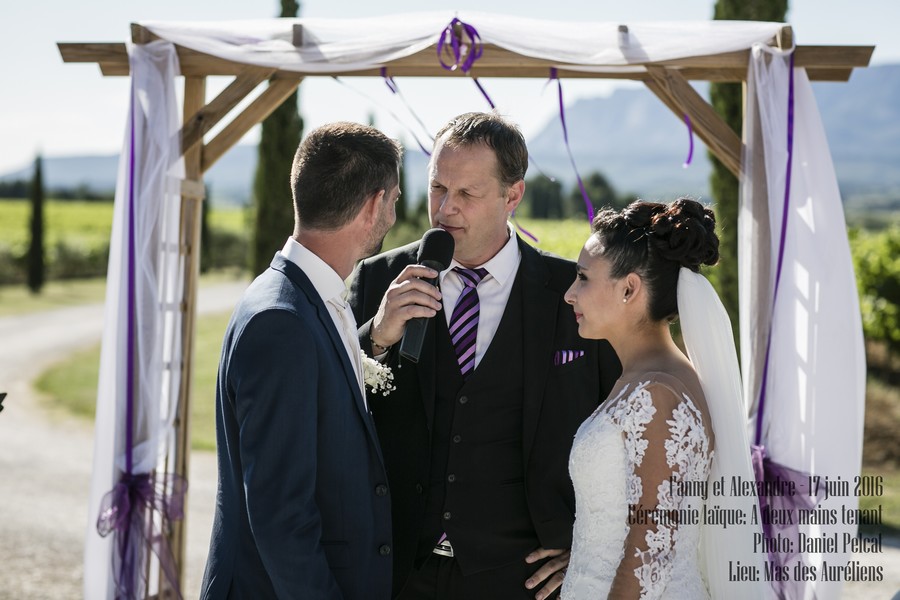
[[201, 254, 392, 600]]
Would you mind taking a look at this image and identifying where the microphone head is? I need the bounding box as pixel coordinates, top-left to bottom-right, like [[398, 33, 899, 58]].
[[417, 228, 455, 271]]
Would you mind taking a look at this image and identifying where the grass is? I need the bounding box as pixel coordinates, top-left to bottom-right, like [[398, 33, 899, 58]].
[[516, 217, 594, 260], [188, 311, 232, 450], [206, 205, 249, 235], [0, 270, 246, 318], [858, 467, 900, 535], [0, 199, 114, 253], [0, 277, 109, 317], [34, 308, 233, 452]]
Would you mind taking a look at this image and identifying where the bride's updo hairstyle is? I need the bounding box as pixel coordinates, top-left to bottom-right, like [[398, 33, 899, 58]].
[[590, 198, 719, 321]]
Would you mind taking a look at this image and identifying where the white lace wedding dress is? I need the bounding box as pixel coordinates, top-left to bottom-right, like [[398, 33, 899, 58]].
[[562, 373, 714, 599]]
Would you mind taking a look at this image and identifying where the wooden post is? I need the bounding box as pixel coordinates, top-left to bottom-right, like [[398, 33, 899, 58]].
[[158, 75, 207, 599]]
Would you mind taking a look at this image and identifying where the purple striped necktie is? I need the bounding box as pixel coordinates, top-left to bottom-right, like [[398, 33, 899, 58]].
[[448, 267, 489, 379]]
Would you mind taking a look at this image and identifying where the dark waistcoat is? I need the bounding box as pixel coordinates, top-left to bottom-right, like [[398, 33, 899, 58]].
[[418, 272, 538, 574]]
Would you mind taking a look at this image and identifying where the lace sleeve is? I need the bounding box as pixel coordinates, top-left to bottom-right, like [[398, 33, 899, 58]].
[[608, 382, 711, 600]]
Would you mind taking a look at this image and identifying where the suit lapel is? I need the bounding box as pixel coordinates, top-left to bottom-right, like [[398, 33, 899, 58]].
[[273, 255, 384, 461], [517, 239, 558, 464], [417, 312, 438, 434]]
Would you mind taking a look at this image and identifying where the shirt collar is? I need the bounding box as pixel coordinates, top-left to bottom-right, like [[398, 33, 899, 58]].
[[280, 237, 347, 304], [441, 222, 520, 287]]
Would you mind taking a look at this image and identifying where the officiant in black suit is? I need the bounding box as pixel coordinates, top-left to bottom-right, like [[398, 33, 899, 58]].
[[348, 112, 621, 600], [201, 122, 402, 600]]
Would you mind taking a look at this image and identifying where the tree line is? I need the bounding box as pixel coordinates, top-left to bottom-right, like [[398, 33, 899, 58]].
[[520, 171, 637, 220], [0, 179, 113, 202]]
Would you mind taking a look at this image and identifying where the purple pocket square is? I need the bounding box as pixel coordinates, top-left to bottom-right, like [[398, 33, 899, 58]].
[[554, 350, 585, 366]]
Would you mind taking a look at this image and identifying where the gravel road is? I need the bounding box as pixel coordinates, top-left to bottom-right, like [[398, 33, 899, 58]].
[[0, 281, 247, 600], [0, 279, 897, 599]]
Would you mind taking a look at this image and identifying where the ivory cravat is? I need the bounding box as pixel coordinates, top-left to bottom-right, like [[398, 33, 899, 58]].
[[329, 294, 366, 407]]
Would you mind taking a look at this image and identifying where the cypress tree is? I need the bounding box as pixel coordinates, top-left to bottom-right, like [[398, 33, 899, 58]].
[[27, 155, 45, 294], [250, 0, 303, 276], [710, 0, 788, 342]]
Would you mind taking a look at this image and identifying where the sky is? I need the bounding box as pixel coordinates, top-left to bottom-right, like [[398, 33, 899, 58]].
[[0, 0, 897, 175]]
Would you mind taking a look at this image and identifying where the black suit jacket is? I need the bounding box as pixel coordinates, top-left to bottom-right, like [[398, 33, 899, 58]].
[[201, 254, 392, 600], [348, 236, 621, 592]]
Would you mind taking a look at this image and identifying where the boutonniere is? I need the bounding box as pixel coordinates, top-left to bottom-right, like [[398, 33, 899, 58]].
[[361, 350, 395, 396]]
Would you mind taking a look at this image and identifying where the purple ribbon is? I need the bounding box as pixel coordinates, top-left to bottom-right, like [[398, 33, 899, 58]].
[[751, 52, 816, 600], [331, 74, 432, 156], [95, 66, 186, 600], [97, 472, 188, 599], [435, 19, 495, 111], [682, 113, 694, 168], [379, 68, 434, 156], [510, 209, 539, 243], [752, 445, 823, 600], [754, 51, 796, 448], [472, 77, 496, 109], [550, 68, 593, 223], [437, 18, 483, 73]]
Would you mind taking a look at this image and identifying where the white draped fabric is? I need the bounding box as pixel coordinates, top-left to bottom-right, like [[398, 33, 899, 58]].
[[140, 13, 784, 74], [83, 41, 186, 599], [740, 46, 866, 600]]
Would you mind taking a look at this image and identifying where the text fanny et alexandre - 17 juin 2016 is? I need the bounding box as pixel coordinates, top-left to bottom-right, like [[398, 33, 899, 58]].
[[627, 475, 886, 584]]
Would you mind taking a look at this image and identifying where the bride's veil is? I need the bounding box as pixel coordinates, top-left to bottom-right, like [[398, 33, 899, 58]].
[[677, 268, 768, 599]]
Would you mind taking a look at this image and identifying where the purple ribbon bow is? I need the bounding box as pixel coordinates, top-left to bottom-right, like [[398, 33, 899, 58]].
[[751, 445, 823, 600], [97, 472, 188, 599], [437, 19, 495, 109], [437, 18, 484, 73]]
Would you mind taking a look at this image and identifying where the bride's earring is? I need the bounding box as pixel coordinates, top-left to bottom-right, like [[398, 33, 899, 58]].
[[622, 297, 627, 303]]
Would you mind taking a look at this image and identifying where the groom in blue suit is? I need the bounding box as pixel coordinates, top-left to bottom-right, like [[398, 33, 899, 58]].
[[201, 122, 403, 599]]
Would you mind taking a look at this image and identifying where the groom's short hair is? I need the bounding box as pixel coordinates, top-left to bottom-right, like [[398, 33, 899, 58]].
[[291, 122, 402, 230]]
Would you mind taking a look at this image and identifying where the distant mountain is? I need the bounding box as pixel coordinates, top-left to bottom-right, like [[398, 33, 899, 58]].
[[3, 64, 898, 209], [528, 64, 900, 207], [0, 147, 263, 207], [528, 83, 713, 202]]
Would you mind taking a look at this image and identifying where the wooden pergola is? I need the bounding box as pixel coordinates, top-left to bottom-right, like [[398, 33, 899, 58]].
[[59, 21, 873, 598]]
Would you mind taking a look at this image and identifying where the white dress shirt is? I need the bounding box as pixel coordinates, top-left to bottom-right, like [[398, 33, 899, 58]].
[[280, 238, 366, 405], [439, 223, 522, 370]]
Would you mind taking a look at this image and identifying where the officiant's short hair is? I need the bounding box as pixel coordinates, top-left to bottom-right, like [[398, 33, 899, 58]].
[[434, 111, 528, 188], [291, 122, 402, 230]]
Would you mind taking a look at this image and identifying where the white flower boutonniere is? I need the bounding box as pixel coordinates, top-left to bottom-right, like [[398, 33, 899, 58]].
[[361, 350, 395, 396]]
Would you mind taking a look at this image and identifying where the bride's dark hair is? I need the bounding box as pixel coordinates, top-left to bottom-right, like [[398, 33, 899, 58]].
[[590, 198, 719, 321]]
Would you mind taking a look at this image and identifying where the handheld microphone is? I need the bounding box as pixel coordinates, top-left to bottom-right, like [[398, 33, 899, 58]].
[[399, 228, 455, 363]]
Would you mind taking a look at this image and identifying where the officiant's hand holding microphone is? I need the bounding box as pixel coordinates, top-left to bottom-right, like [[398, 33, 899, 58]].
[[369, 228, 455, 359]]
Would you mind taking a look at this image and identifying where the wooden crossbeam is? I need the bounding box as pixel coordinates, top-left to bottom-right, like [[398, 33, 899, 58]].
[[58, 41, 874, 82], [180, 67, 276, 154], [645, 65, 743, 177], [201, 76, 301, 173]]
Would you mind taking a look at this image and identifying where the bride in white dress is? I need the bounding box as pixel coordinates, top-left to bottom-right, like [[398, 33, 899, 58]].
[[560, 199, 766, 600]]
